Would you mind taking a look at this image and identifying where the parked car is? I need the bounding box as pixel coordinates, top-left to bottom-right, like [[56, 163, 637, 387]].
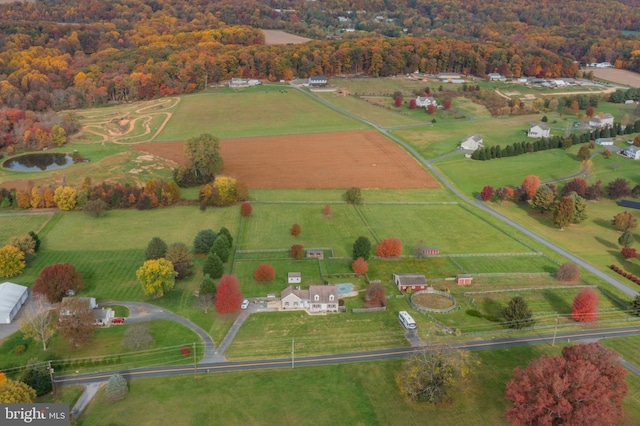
[[241, 299, 249, 309], [111, 317, 125, 324]]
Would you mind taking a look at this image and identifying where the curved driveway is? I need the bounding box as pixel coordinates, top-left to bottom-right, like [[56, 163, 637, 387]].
[[297, 86, 638, 299]]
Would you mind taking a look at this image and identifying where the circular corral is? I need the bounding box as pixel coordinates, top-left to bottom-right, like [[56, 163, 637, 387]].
[[411, 289, 457, 313]]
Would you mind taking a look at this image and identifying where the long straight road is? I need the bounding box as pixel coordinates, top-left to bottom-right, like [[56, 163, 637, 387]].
[[296, 86, 638, 299]]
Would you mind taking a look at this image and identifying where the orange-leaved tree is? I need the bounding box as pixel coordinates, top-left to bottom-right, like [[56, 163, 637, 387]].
[[375, 238, 402, 257], [522, 175, 541, 200], [571, 287, 599, 322], [352, 257, 368, 274], [254, 264, 275, 282]]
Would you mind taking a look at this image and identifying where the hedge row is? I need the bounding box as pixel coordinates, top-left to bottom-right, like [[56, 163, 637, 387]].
[[610, 264, 640, 285]]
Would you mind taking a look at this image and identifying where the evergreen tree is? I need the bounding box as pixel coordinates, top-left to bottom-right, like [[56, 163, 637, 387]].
[[218, 227, 233, 248], [193, 229, 216, 254], [618, 230, 634, 248], [211, 235, 230, 263], [203, 252, 223, 279], [503, 296, 534, 329], [145, 237, 168, 260], [200, 274, 216, 295], [353, 236, 372, 260], [105, 373, 129, 402], [19, 360, 52, 397], [631, 295, 640, 316]]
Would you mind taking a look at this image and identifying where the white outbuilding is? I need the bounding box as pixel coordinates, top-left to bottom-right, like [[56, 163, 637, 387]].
[[0, 282, 29, 324]]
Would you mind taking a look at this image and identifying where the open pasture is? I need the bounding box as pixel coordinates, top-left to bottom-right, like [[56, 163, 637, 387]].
[[137, 130, 440, 189], [315, 92, 421, 127], [358, 203, 537, 255], [0, 212, 54, 244], [156, 89, 366, 140]]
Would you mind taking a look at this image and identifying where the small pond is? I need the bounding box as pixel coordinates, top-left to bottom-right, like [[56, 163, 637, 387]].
[[3, 153, 74, 172]]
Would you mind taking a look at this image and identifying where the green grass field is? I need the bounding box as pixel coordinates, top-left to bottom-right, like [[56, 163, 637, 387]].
[[156, 89, 366, 140], [76, 342, 640, 426]]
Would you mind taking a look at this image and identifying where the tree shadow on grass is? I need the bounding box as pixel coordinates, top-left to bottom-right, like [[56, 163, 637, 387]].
[[593, 217, 614, 230], [596, 236, 618, 250], [542, 289, 572, 314], [480, 297, 504, 317]]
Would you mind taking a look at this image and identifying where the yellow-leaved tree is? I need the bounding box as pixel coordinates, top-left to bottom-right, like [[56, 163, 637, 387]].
[[0, 372, 37, 403], [136, 258, 176, 298], [0, 245, 26, 277], [53, 186, 78, 210]]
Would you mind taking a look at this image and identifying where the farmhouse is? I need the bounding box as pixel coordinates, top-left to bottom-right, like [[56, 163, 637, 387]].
[[460, 134, 483, 151], [488, 73, 506, 81], [306, 249, 324, 259], [595, 138, 614, 146], [280, 285, 339, 313], [288, 272, 302, 284], [623, 146, 640, 160], [438, 72, 461, 80], [393, 273, 428, 292], [60, 297, 113, 326], [0, 282, 29, 324], [415, 96, 437, 108], [589, 113, 614, 128], [309, 76, 328, 87], [527, 123, 550, 138]]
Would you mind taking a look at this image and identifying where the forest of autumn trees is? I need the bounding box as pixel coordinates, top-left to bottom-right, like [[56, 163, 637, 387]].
[[0, 0, 638, 112]]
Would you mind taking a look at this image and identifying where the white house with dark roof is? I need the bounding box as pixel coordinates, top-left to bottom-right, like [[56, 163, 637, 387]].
[[528, 123, 550, 138], [460, 134, 483, 151], [309, 76, 327, 87], [393, 273, 428, 292], [589, 113, 614, 128], [0, 282, 29, 324], [288, 272, 301, 284], [280, 285, 339, 313], [623, 146, 640, 160], [415, 96, 437, 108]]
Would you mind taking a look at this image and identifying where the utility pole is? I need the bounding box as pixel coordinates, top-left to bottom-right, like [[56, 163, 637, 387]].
[[291, 337, 294, 369], [552, 315, 559, 347], [48, 360, 56, 394], [193, 343, 197, 378]]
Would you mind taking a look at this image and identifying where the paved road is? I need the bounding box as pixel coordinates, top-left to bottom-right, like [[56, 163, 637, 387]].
[[54, 325, 640, 386], [215, 302, 275, 356], [296, 86, 638, 299]]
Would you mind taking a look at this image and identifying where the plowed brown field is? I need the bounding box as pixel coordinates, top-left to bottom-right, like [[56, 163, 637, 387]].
[[135, 130, 440, 189]]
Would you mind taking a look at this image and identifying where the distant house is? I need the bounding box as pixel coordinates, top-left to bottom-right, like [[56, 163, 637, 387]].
[[280, 285, 339, 313], [456, 274, 473, 286], [488, 73, 506, 81], [623, 146, 640, 160], [309, 76, 327, 87], [0, 282, 29, 324], [589, 113, 614, 128], [415, 96, 437, 108], [595, 138, 614, 146], [288, 272, 302, 284], [417, 247, 439, 256], [228, 78, 261, 88], [460, 134, 483, 151], [393, 273, 428, 292], [306, 249, 324, 260], [528, 123, 550, 138]]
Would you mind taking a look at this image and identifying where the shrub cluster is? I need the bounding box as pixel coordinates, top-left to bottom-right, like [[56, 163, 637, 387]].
[[610, 264, 640, 285]]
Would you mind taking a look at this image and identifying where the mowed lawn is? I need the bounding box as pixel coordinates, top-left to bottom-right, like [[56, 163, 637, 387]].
[[78, 343, 640, 426], [0, 212, 54, 243], [156, 89, 366, 140]]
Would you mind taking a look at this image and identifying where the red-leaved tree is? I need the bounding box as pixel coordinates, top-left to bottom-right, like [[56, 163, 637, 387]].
[[290, 244, 304, 260], [621, 247, 638, 259], [427, 104, 436, 114], [290, 223, 301, 236], [395, 96, 402, 107], [522, 175, 541, 200], [215, 274, 243, 314], [409, 99, 416, 109], [352, 257, 368, 274], [505, 343, 628, 426], [254, 264, 275, 282], [33, 263, 84, 303], [375, 238, 402, 257], [365, 282, 386, 307], [571, 287, 599, 322], [240, 202, 252, 217], [480, 185, 494, 201], [323, 204, 332, 217], [443, 99, 452, 110]]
